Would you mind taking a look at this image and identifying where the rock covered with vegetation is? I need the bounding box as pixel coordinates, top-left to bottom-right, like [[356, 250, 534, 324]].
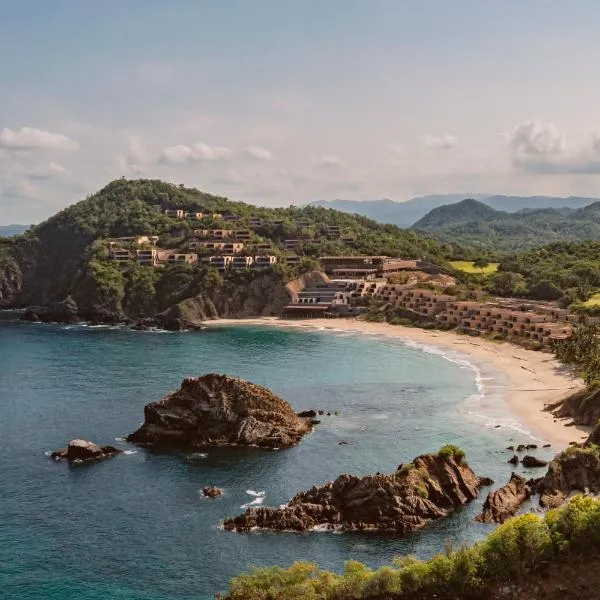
[[475, 473, 532, 524], [223, 446, 490, 533], [127, 374, 313, 450], [547, 385, 600, 426], [222, 495, 600, 600], [51, 439, 122, 464]]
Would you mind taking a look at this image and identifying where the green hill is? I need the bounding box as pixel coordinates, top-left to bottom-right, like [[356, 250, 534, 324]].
[[412, 199, 600, 251], [0, 178, 463, 325]]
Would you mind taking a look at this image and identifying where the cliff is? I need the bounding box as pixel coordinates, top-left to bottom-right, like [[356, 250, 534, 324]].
[[547, 386, 600, 426], [224, 447, 490, 533], [127, 374, 313, 449]]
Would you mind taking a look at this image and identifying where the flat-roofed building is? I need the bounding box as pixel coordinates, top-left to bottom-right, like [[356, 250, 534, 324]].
[[223, 214, 241, 222], [110, 247, 132, 263], [208, 256, 233, 271], [136, 248, 158, 266], [166, 253, 198, 265], [185, 212, 204, 220], [233, 230, 252, 241], [231, 256, 254, 270], [253, 255, 277, 269], [284, 239, 302, 249], [193, 229, 233, 239], [165, 209, 185, 218], [284, 255, 301, 265], [249, 217, 262, 227]]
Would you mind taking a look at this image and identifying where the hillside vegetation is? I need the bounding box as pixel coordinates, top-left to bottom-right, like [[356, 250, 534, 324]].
[[412, 199, 600, 251], [0, 179, 464, 322], [221, 494, 600, 600]]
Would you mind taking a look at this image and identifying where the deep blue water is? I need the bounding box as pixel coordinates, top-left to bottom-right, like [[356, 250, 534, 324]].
[[0, 314, 555, 599]]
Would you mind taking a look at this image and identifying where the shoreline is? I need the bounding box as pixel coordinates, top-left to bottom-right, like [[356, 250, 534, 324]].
[[207, 317, 588, 448]]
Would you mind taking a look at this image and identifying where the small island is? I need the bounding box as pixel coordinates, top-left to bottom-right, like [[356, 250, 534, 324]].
[[127, 374, 314, 450]]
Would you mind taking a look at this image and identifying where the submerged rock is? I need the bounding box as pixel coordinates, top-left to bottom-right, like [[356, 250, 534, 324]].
[[508, 454, 519, 465], [475, 473, 532, 524], [127, 374, 314, 450], [51, 439, 122, 463], [522, 455, 548, 468], [223, 450, 490, 534], [202, 486, 223, 498]]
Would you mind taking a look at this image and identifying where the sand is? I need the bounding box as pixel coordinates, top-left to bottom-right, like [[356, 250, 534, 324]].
[[207, 317, 588, 449]]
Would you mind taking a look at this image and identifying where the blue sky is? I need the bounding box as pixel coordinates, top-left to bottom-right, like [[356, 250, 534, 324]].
[[2, 1, 600, 223]]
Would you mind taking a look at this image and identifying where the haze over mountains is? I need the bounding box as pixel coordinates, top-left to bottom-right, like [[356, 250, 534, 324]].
[[312, 195, 600, 228], [0, 225, 29, 238]]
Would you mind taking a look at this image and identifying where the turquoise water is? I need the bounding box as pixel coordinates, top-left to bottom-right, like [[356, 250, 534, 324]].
[[0, 314, 553, 599]]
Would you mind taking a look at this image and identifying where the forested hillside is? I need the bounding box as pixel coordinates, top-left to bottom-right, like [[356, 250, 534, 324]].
[[0, 179, 465, 325], [412, 199, 600, 251]]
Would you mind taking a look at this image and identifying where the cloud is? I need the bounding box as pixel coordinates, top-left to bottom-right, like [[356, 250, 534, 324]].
[[423, 134, 458, 149], [115, 135, 149, 174], [245, 146, 274, 161], [160, 142, 231, 165], [0, 127, 79, 151], [315, 155, 344, 168], [389, 144, 404, 155], [508, 120, 600, 174]]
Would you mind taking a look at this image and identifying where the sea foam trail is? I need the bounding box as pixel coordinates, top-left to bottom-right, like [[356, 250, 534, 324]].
[[241, 490, 266, 509]]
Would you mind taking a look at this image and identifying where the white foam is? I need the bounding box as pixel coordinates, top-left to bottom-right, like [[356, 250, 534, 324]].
[[114, 437, 125, 442], [246, 490, 265, 497], [123, 450, 137, 455]]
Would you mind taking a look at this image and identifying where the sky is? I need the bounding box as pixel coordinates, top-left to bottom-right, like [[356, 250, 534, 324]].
[[3, 0, 600, 224]]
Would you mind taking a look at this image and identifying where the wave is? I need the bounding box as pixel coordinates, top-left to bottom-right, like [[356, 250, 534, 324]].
[[241, 490, 266, 509], [123, 450, 137, 455], [246, 490, 265, 497]]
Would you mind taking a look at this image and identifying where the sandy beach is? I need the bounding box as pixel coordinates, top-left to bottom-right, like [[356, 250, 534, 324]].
[[208, 317, 588, 448]]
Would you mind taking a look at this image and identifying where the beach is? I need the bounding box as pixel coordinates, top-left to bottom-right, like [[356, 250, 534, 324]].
[[209, 317, 588, 448]]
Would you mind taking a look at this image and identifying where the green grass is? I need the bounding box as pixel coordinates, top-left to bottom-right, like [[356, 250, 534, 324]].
[[449, 261, 499, 275], [584, 292, 600, 306]]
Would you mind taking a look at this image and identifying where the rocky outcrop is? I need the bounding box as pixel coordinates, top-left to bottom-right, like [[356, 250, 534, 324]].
[[155, 294, 219, 330], [547, 387, 600, 426], [51, 439, 122, 463], [522, 455, 548, 468], [21, 297, 82, 324], [202, 486, 223, 498], [127, 374, 313, 450], [223, 450, 490, 534], [537, 444, 600, 508], [475, 474, 532, 524]]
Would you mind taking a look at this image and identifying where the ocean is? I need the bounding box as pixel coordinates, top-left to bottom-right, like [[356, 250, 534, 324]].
[[0, 313, 554, 599]]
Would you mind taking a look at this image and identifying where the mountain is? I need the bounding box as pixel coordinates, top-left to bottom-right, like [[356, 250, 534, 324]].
[[0, 225, 29, 238], [412, 199, 600, 251], [312, 195, 600, 227], [0, 178, 460, 324], [413, 199, 498, 229]]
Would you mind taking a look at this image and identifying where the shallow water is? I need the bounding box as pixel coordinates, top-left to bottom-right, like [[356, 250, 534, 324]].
[[0, 314, 554, 599]]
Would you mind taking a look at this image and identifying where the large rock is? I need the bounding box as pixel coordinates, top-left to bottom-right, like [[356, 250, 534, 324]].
[[475, 473, 532, 524], [127, 374, 313, 450], [537, 444, 600, 508], [547, 387, 600, 426], [51, 439, 122, 463], [522, 455, 548, 468], [223, 450, 490, 534]]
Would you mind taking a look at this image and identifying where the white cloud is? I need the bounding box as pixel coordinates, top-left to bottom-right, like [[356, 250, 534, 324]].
[[315, 155, 344, 168], [245, 145, 274, 161], [508, 120, 600, 174], [48, 161, 66, 173], [115, 135, 149, 174], [423, 134, 458, 150], [160, 142, 231, 165], [0, 127, 79, 151]]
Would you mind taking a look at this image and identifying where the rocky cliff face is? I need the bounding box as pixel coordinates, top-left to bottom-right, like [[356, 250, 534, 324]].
[[547, 387, 600, 426], [223, 451, 490, 533], [127, 374, 313, 449]]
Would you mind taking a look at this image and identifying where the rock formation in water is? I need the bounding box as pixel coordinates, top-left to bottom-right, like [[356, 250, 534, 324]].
[[127, 374, 313, 450], [223, 449, 491, 534], [202, 486, 224, 498], [51, 439, 122, 463], [522, 455, 548, 468], [475, 473, 532, 524]]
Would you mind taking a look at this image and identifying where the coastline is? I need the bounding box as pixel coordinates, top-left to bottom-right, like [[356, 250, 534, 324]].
[[207, 317, 587, 449]]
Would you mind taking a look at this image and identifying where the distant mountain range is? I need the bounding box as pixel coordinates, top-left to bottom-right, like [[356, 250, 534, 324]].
[[312, 195, 600, 228], [411, 198, 600, 251], [0, 225, 29, 238]]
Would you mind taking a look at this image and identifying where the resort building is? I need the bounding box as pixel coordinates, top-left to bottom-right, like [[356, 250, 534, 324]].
[[284, 239, 303, 249], [136, 249, 158, 266], [319, 256, 424, 278], [164, 209, 185, 219], [249, 217, 262, 228], [376, 285, 572, 347], [255, 243, 272, 252], [166, 253, 198, 265], [223, 214, 241, 222], [253, 255, 278, 269], [284, 280, 359, 318], [325, 225, 341, 239], [193, 229, 234, 239], [231, 256, 254, 270], [110, 235, 159, 246], [284, 255, 301, 266], [185, 212, 204, 220], [110, 247, 132, 263], [233, 230, 252, 241], [189, 240, 244, 254], [208, 256, 233, 271]]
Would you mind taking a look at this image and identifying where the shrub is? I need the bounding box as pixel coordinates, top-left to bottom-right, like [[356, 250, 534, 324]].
[[437, 444, 466, 462]]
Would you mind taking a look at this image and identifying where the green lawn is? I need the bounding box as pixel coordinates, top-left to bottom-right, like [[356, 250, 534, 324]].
[[449, 261, 499, 275], [584, 292, 600, 306]]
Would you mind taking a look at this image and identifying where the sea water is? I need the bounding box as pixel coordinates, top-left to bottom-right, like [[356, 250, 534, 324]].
[[0, 313, 555, 599]]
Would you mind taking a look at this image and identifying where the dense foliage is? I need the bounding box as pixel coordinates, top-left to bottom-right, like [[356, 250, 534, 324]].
[[554, 323, 600, 386], [221, 495, 600, 600], [412, 199, 600, 252]]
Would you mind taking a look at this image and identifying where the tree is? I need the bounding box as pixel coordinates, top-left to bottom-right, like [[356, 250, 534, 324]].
[[486, 272, 527, 297], [473, 257, 490, 274]]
